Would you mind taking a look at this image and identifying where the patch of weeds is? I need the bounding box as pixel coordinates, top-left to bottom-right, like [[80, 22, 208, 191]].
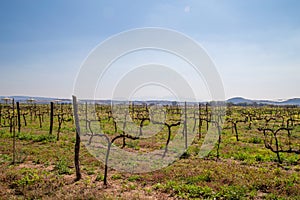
[[34, 134, 56, 143], [55, 157, 71, 175], [44, 161, 50, 167], [186, 145, 200, 157], [0, 154, 11, 164], [0, 129, 9, 137], [273, 168, 281, 176], [129, 183, 137, 190], [284, 154, 299, 165], [248, 136, 262, 144], [15, 169, 40, 187], [270, 154, 281, 162], [184, 171, 212, 183], [16, 132, 33, 140], [216, 185, 247, 200], [10, 168, 41, 195], [161, 180, 214, 198], [111, 174, 122, 180], [274, 177, 283, 188], [255, 154, 265, 162], [258, 167, 268, 173], [264, 193, 285, 200], [95, 174, 104, 181], [153, 183, 163, 190], [233, 152, 248, 161], [248, 189, 258, 198], [241, 158, 257, 166], [127, 140, 140, 150], [252, 180, 272, 193], [70, 137, 76, 143], [86, 167, 95, 175], [15, 132, 56, 143], [128, 175, 141, 182], [14, 149, 27, 163], [33, 158, 41, 164], [282, 172, 299, 195], [83, 176, 92, 187], [143, 186, 152, 193]]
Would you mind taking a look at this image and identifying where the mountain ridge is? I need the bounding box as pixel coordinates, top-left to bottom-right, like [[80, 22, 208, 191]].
[[227, 97, 300, 106]]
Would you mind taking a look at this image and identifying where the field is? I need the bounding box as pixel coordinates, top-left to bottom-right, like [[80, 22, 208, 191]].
[[0, 101, 299, 199]]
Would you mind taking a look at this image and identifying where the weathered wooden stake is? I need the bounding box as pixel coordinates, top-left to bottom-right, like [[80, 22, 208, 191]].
[[85, 102, 88, 131], [206, 103, 209, 131], [184, 102, 188, 150], [16, 102, 21, 133], [198, 103, 202, 139], [0, 103, 2, 125], [49, 102, 54, 135], [12, 98, 16, 164], [72, 96, 81, 181]]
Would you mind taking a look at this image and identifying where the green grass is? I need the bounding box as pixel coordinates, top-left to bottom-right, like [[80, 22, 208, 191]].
[[128, 175, 141, 182], [55, 157, 71, 175]]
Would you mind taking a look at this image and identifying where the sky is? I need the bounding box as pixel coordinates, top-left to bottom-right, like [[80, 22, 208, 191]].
[[0, 0, 300, 100]]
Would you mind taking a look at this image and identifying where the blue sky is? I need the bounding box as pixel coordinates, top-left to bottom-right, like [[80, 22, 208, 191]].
[[0, 0, 300, 100]]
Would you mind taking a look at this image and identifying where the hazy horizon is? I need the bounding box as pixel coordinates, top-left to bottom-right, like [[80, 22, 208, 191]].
[[1, 94, 300, 102]]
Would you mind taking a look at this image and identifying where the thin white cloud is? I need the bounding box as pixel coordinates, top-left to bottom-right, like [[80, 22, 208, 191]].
[[184, 5, 190, 13]]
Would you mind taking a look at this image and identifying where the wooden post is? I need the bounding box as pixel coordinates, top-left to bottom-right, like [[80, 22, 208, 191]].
[[85, 102, 88, 131], [12, 98, 16, 164], [198, 103, 202, 139], [0, 103, 2, 126], [72, 96, 81, 181], [206, 103, 209, 131], [184, 102, 187, 150], [38, 111, 42, 128], [49, 102, 54, 135], [16, 102, 21, 133]]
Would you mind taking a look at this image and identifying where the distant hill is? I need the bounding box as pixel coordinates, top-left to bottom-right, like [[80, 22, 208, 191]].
[[227, 97, 254, 104], [280, 98, 300, 105], [227, 97, 300, 106]]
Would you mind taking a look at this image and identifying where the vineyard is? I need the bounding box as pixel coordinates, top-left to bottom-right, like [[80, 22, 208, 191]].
[[0, 99, 299, 199]]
